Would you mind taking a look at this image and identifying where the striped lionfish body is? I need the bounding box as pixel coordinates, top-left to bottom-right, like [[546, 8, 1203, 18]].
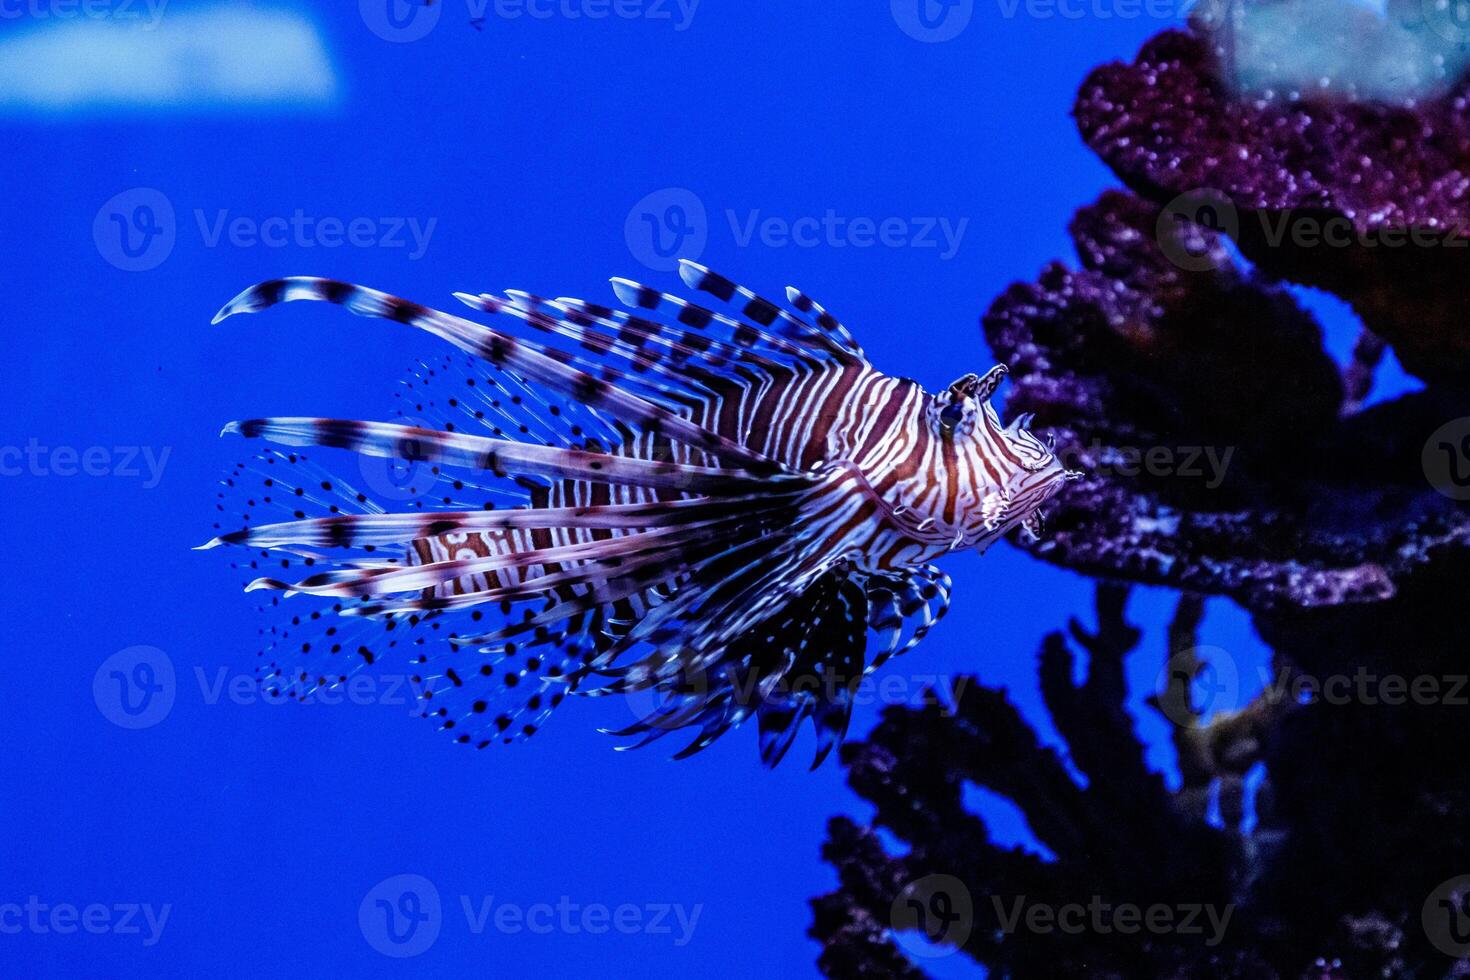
[[203, 262, 1079, 766]]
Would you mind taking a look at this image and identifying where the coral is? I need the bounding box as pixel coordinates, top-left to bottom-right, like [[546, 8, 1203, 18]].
[[814, 19, 1470, 980], [1074, 28, 1470, 386], [983, 188, 1470, 614]]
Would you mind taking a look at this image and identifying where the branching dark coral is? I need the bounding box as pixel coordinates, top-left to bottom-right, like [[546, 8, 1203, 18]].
[[812, 589, 1272, 977], [813, 586, 1470, 978]]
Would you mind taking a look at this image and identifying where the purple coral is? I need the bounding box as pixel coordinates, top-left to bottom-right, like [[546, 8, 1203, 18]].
[[814, 22, 1470, 980], [1075, 28, 1470, 386]]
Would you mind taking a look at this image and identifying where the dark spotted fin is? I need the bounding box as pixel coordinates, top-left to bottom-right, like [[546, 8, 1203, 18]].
[[600, 566, 870, 768]]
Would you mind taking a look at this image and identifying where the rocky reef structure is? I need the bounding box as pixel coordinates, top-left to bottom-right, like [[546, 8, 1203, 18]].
[[812, 20, 1470, 980]]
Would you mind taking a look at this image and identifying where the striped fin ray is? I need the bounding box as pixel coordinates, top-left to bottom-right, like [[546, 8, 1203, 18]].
[[783, 285, 864, 360], [676, 260, 866, 365], [587, 464, 875, 696], [397, 354, 621, 454], [755, 570, 868, 768], [250, 510, 763, 600], [450, 291, 712, 417], [212, 276, 785, 476], [864, 565, 953, 673], [559, 293, 794, 374], [607, 276, 832, 368], [222, 418, 807, 496], [200, 493, 797, 552], [454, 519, 795, 656], [455, 291, 728, 406]]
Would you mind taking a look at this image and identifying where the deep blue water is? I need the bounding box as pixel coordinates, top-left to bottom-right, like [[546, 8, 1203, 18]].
[[3, 3, 1388, 977]]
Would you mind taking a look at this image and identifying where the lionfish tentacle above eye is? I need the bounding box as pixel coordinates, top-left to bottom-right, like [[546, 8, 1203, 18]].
[[205, 265, 1075, 765]]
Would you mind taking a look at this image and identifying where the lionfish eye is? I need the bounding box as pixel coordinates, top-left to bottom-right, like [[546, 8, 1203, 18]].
[[939, 401, 967, 432]]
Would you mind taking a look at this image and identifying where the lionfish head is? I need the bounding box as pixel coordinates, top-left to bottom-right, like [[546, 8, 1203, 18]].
[[921, 364, 1083, 550]]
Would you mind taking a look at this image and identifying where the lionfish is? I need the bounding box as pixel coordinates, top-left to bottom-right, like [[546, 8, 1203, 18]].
[[202, 262, 1079, 766]]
